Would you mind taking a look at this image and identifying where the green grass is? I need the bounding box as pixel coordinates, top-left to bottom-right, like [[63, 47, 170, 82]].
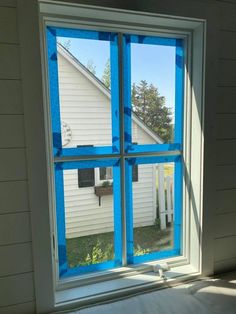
[[66, 225, 173, 268]]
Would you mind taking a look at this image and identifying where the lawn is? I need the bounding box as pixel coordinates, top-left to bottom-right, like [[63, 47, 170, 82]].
[[66, 225, 173, 268]]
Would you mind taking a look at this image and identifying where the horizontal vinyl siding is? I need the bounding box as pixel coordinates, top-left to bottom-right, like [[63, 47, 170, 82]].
[[0, 3, 35, 313], [58, 55, 112, 147], [64, 165, 155, 238], [64, 169, 114, 237], [214, 0, 236, 273], [133, 164, 156, 228]]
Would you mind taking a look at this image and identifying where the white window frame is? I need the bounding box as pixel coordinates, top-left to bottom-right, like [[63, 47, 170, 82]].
[[95, 167, 113, 186], [19, 1, 208, 312]]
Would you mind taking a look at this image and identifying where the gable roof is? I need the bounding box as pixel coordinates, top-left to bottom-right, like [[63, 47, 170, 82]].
[[57, 44, 163, 144]]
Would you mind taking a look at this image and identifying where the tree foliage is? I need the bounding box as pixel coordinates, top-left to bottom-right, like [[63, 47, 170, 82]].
[[101, 59, 110, 89], [101, 62, 173, 142], [132, 80, 173, 142], [86, 59, 96, 75]]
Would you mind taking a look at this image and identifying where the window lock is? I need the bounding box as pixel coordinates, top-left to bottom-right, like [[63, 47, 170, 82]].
[[153, 262, 170, 279]]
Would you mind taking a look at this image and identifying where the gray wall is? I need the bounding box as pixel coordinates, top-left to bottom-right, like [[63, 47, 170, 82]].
[[0, 0, 235, 313]]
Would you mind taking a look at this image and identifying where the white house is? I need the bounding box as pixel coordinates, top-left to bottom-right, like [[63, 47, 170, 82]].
[[57, 44, 163, 239]]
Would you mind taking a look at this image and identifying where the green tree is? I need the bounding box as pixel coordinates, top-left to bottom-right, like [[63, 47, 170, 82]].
[[132, 80, 173, 142], [86, 59, 96, 75], [101, 60, 173, 142], [101, 59, 110, 89]]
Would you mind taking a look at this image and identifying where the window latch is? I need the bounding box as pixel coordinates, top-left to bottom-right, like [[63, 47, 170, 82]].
[[153, 262, 170, 280]]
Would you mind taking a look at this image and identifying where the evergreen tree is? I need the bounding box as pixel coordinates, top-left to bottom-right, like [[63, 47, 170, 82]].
[[101, 60, 173, 142], [86, 59, 96, 75], [132, 80, 173, 142]]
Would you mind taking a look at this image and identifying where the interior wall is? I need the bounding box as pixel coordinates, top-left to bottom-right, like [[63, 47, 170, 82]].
[[0, 0, 235, 313], [0, 1, 35, 313]]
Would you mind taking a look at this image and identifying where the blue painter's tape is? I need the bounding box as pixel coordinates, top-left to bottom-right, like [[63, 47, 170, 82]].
[[46, 27, 63, 153], [54, 167, 67, 276], [59, 146, 116, 157], [132, 249, 180, 265], [125, 159, 134, 264], [47, 26, 57, 36], [113, 165, 122, 266], [129, 34, 177, 47], [61, 260, 116, 278], [57, 158, 119, 171], [127, 143, 182, 154], [123, 35, 132, 153], [49, 26, 112, 41], [110, 34, 120, 154], [174, 39, 184, 145], [128, 154, 181, 166], [174, 157, 183, 253]]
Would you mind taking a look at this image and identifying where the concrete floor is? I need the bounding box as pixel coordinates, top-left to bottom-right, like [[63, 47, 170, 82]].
[[66, 272, 236, 314]]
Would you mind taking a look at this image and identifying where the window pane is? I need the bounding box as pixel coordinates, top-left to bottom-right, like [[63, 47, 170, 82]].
[[131, 40, 175, 144], [57, 37, 112, 148], [46, 27, 119, 156], [100, 167, 113, 181], [63, 167, 115, 269], [131, 162, 178, 260], [124, 35, 183, 151]]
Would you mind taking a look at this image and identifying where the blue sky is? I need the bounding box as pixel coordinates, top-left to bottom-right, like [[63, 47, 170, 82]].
[[57, 37, 176, 112]]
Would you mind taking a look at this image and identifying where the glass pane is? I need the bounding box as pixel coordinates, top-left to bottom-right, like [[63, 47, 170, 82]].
[[132, 162, 175, 257], [53, 30, 118, 151], [63, 167, 115, 269], [100, 167, 113, 181], [129, 36, 177, 145]]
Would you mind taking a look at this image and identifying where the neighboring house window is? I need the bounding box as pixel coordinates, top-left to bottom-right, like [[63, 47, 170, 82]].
[[100, 167, 112, 181], [77, 145, 95, 187], [132, 165, 138, 182], [97, 143, 139, 185], [78, 168, 95, 188], [38, 5, 205, 306], [96, 165, 138, 185]]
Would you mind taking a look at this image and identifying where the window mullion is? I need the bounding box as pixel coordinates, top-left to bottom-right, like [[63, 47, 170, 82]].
[[118, 32, 127, 266]]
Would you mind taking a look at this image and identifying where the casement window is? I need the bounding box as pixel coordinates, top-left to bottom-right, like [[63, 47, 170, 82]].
[[32, 1, 205, 311]]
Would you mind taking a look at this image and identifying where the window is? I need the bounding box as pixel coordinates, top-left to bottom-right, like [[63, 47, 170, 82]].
[[34, 1, 205, 311], [47, 25, 184, 278], [100, 167, 113, 181]]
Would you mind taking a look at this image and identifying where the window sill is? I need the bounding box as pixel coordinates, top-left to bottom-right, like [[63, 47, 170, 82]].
[[54, 263, 200, 311]]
